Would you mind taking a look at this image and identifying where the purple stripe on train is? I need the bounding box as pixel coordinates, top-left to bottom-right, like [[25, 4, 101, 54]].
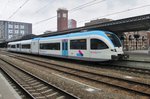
[[76, 50, 83, 56]]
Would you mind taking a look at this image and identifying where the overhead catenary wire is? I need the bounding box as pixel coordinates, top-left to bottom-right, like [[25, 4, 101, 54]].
[[79, 4, 150, 23], [69, 0, 106, 15], [35, 3, 150, 32], [34, 0, 106, 25], [69, 0, 105, 11], [33, 1, 150, 32], [7, 0, 30, 20], [34, 0, 55, 14], [35, 16, 57, 25]]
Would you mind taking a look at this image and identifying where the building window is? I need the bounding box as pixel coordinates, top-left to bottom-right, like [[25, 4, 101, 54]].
[[70, 39, 87, 50], [90, 39, 108, 50], [40, 43, 60, 50], [20, 30, 24, 35], [21, 44, 31, 49], [15, 25, 19, 29], [8, 35, 13, 39], [20, 25, 24, 29], [63, 13, 67, 18], [8, 30, 13, 33], [8, 24, 13, 28], [15, 30, 19, 34]]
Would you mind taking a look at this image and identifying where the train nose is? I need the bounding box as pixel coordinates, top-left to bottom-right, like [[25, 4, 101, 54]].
[[115, 47, 123, 52]]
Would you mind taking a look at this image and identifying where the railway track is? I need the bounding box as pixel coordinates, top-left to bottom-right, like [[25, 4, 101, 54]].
[[2, 51, 150, 75], [125, 60, 150, 63], [0, 58, 78, 99], [2, 53, 150, 97], [0, 67, 34, 99], [99, 61, 150, 75]]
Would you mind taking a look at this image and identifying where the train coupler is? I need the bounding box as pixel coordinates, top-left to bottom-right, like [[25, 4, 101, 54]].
[[119, 54, 129, 60]]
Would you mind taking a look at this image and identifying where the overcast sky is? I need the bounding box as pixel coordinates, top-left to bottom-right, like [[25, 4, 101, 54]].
[[0, 0, 150, 35]]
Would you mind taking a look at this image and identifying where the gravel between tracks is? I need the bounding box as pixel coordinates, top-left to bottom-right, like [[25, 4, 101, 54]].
[[0, 54, 149, 99], [7, 52, 150, 84]]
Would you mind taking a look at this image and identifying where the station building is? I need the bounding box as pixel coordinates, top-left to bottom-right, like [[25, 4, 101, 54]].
[[85, 18, 113, 26], [123, 31, 150, 50], [0, 20, 32, 42], [68, 19, 77, 29], [57, 8, 68, 31]]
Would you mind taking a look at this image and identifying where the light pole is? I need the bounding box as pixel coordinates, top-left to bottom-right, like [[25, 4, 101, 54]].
[[142, 36, 147, 49], [129, 35, 134, 50], [120, 34, 126, 50], [125, 34, 128, 51], [134, 33, 140, 50]]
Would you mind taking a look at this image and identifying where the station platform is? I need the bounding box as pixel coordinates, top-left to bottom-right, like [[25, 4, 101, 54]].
[[124, 50, 150, 61], [0, 72, 21, 99]]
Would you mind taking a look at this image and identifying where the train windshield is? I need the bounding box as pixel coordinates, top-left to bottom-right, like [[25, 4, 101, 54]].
[[106, 33, 122, 47]]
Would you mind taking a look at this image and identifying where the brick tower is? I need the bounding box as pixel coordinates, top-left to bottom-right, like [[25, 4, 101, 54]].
[[57, 8, 68, 31]]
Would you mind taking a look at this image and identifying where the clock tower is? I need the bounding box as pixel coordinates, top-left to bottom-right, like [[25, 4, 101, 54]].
[[57, 8, 68, 31]]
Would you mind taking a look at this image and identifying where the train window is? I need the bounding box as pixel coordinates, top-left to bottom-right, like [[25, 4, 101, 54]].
[[22, 44, 31, 49], [11, 45, 16, 48], [17, 44, 20, 48], [70, 39, 87, 50], [91, 39, 108, 50], [106, 33, 122, 47], [40, 43, 60, 50]]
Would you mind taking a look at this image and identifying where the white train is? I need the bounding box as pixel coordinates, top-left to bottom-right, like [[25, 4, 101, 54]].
[[7, 30, 128, 61]]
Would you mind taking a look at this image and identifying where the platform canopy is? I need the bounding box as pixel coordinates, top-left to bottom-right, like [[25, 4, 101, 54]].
[[5, 34, 36, 43], [38, 13, 150, 37], [4, 13, 150, 43]]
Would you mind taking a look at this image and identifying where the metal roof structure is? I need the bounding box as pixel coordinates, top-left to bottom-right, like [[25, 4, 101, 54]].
[[4, 34, 36, 43], [1, 13, 150, 43], [38, 13, 150, 37]]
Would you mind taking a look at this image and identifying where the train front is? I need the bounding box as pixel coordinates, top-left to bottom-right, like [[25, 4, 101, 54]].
[[106, 32, 129, 60]]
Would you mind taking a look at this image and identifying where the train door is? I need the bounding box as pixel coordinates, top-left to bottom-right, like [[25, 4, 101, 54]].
[[90, 38, 111, 60], [62, 39, 68, 56], [31, 40, 39, 54], [17, 43, 21, 52]]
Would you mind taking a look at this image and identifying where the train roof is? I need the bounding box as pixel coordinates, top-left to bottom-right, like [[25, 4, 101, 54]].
[[8, 41, 20, 44], [20, 39, 32, 44], [36, 30, 111, 41], [8, 30, 115, 45], [8, 39, 32, 44]]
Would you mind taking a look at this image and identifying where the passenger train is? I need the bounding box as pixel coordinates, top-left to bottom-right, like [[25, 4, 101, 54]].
[[7, 30, 127, 61]]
